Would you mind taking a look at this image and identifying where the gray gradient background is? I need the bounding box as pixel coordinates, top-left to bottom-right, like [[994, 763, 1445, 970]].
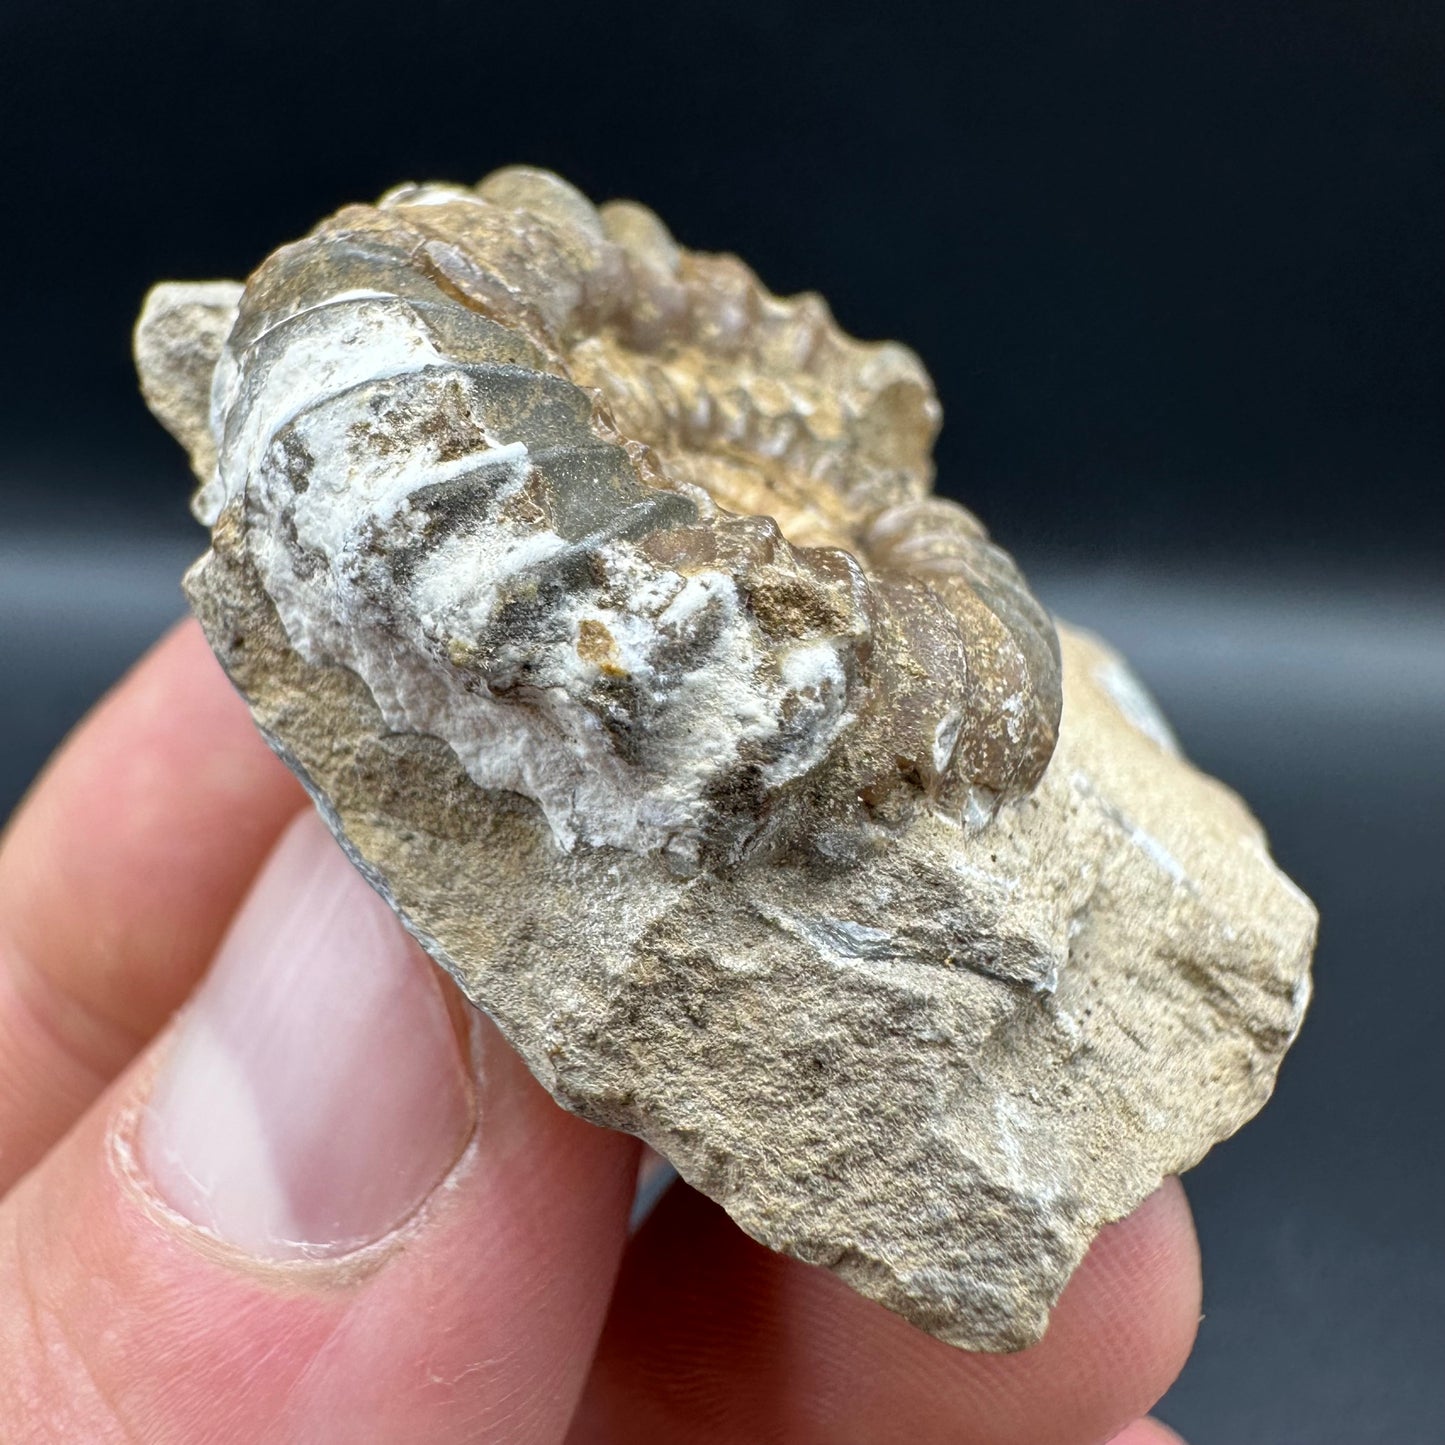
[[2, 0, 1442, 1437]]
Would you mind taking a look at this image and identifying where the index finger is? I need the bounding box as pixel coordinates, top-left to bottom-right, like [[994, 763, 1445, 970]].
[[0, 619, 304, 1190]]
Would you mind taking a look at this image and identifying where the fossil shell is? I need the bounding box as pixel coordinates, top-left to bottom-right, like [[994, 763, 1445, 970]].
[[167, 166, 1061, 869], [136, 168, 1316, 1350]]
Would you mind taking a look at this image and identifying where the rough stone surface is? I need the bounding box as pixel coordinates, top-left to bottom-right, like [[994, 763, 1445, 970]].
[[135, 167, 1316, 1351], [134, 279, 244, 484]]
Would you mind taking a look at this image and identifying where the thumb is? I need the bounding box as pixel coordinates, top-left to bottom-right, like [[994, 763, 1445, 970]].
[[0, 809, 639, 1444]]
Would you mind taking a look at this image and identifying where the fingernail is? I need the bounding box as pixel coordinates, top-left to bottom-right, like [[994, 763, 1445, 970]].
[[139, 808, 475, 1259]]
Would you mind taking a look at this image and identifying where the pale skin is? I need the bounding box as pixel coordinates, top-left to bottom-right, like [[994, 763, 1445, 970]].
[[0, 620, 1200, 1443]]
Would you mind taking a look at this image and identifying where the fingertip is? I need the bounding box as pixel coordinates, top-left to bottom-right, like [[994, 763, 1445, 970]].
[[1051, 1177, 1201, 1417], [1109, 1417, 1189, 1445], [982, 1178, 1201, 1445], [577, 1176, 1202, 1445]]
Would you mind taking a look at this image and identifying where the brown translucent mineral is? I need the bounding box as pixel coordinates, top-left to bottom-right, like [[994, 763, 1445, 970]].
[[135, 166, 1316, 1351]]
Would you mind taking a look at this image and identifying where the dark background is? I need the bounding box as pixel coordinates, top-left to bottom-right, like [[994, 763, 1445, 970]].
[[2, 2, 1441, 1440]]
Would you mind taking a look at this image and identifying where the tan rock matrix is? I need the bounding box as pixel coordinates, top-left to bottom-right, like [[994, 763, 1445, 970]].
[[135, 166, 1316, 1351]]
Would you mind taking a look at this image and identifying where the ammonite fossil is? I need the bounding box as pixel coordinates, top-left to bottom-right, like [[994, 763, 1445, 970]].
[[136, 167, 1316, 1351]]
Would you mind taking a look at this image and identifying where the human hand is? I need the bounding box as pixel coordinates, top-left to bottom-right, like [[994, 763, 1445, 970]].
[[0, 621, 1201, 1443]]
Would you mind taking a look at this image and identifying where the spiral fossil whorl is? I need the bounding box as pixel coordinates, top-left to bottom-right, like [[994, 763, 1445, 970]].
[[194, 166, 1061, 865]]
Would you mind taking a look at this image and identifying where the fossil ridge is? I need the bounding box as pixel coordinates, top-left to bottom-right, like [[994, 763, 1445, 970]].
[[136, 167, 1316, 1351]]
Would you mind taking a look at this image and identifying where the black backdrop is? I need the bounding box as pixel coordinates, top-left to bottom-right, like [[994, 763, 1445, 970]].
[[2, 0, 1441, 560], [2, 4, 1443, 1442]]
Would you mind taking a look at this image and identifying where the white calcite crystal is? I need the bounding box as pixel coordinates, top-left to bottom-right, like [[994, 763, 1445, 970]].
[[136, 167, 1316, 1351]]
